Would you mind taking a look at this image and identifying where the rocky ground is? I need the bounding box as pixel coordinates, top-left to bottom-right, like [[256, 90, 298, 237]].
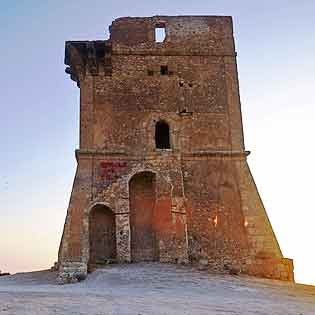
[[0, 263, 314, 315]]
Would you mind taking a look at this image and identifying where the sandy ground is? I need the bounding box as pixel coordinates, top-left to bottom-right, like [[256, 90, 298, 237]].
[[0, 263, 314, 315]]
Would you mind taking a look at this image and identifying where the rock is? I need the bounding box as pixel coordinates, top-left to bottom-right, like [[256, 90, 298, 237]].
[[0, 272, 10, 277]]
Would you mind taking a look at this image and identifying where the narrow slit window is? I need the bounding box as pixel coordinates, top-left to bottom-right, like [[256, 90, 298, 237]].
[[155, 121, 171, 149], [155, 27, 166, 42]]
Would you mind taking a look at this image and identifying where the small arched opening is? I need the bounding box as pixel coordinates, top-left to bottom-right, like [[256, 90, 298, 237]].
[[155, 120, 171, 149], [89, 204, 116, 267]]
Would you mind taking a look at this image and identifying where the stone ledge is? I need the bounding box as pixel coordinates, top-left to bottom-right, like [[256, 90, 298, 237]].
[[75, 149, 250, 160], [188, 150, 250, 157]]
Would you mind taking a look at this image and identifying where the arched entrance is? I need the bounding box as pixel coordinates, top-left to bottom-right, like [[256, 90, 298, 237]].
[[129, 172, 158, 261], [89, 204, 116, 266]]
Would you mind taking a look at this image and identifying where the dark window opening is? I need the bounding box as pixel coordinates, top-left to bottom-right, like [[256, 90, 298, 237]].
[[179, 81, 184, 87], [188, 83, 193, 88], [147, 70, 154, 76], [178, 108, 193, 116], [155, 24, 166, 42], [155, 121, 171, 149], [160, 65, 168, 75]]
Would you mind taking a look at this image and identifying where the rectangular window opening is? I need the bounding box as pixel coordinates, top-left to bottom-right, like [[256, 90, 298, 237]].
[[160, 65, 168, 75], [155, 27, 166, 43]]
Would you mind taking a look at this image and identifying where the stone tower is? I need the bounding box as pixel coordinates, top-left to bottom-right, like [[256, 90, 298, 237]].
[[58, 16, 294, 283]]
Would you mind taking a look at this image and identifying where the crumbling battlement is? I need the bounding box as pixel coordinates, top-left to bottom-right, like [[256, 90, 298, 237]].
[[110, 16, 234, 52], [58, 16, 294, 284], [65, 16, 235, 86]]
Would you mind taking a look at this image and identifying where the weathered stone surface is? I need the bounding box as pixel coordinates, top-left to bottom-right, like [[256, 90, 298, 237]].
[[57, 262, 87, 285], [58, 15, 294, 283]]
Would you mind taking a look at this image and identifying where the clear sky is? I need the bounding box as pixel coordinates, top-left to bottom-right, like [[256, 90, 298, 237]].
[[0, 1, 314, 285]]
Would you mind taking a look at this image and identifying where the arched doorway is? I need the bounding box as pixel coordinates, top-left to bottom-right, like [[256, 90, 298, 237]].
[[89, 204, 116, 266], [129, 172, 158, 261]]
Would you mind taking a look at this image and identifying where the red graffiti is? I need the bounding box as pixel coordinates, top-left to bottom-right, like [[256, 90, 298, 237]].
[[99, 161, 128, 181]]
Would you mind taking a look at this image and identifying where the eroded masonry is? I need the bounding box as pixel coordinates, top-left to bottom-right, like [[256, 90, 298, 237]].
[[58, 16, 294, 283]]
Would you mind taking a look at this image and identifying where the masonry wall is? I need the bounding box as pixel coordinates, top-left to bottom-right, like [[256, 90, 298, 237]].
[[89, 60, 231, 153], [184, 158, 249, 267]]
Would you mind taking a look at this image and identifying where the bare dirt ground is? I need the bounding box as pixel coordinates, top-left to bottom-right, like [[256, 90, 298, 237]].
[[0, 263, 314, 315]]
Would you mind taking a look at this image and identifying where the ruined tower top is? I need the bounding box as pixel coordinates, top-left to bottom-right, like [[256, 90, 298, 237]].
[[65, 15, 235, 86], [109, 15, 234, 51]]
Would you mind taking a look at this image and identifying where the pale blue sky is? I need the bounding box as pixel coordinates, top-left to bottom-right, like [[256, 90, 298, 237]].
[[0, 1, 314, 284]]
